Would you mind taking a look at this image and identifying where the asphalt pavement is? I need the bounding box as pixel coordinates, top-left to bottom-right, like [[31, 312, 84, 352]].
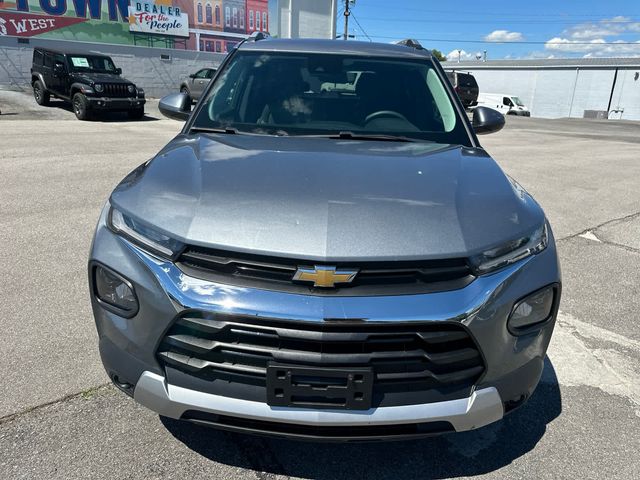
[[1, 90, 639, 479]]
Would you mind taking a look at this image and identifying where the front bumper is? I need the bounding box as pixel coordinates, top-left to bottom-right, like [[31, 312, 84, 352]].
[[89, 205, 561, 440], [135, 371, 503, 440], [86, 96, 145, 111]]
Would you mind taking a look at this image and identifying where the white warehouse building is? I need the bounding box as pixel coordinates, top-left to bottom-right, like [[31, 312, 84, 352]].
[[443, 58, 640, 121]]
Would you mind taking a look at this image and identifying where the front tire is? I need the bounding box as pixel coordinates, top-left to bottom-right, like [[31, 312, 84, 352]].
[[33, 80, 50, 106], [127, 108, 145, 120], [72, 93, 91, 120]]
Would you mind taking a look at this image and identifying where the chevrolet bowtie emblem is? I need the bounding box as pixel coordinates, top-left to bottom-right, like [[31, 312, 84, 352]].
[[293, 265, 358, 288]]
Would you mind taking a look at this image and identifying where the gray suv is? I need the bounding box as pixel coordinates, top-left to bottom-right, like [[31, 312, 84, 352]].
[[89, 37, 561, 441]]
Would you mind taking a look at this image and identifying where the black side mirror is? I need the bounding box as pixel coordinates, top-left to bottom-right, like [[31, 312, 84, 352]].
[[159, 93, 192, 121], [53, 62, 65, 76], [115, 67, 122, 75], [472, 106, 505, 135], [188, 73, 196, 79]]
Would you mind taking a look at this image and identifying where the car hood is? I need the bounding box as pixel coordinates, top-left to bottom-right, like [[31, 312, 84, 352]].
[[72, 73, 133, 85], [110, 134, 545, 261]]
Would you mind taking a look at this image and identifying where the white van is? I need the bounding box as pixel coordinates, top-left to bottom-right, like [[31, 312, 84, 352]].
[[477, 93, 530, 117]]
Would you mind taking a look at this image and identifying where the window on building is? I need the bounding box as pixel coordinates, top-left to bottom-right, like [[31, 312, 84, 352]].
[[206, 3, 212, 24], [262, 12, 267, 31], [255, 11, 260, 31], [205, 41, 213, 52], [249, 10, 254, 30], [215, 5, 221, 25], [199, 39, 205, 51], [197, 3, 203, 23], [239, 9, 244, 29], [215, 41, 222, 53], [225, 6, 230, 26], [232, 7, 238, 28]]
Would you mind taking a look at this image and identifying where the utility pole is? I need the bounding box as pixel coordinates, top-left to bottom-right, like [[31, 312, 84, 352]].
[[343, 0, 350, 40]]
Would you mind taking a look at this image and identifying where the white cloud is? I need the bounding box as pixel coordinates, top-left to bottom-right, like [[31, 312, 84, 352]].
[[445, 49, 475, 61], [543, 16, 640, 57], [563, 16, 640, 40], [545, 37, 640, 57], [484, 30, 524, 42]]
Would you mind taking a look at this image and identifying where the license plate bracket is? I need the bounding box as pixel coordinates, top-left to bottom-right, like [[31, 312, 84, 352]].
[[266, 364, 374, 410]]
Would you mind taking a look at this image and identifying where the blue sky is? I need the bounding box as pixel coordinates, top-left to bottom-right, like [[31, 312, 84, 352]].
[[340, 0, 640, 59]]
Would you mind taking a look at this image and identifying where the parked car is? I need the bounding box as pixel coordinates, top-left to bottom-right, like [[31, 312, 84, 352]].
[[478, 93, 531, 116], [31, 48, 145, 120], [179, 68, 217, 102], [89, 37, 561, 442], [446, 70, 479, 108]]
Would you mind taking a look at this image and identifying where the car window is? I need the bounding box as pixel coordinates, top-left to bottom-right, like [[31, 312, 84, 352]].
[[206, 69, 217, 79], [192, 51, 471, 145], [54, 54, 65, 68], [44, 53, 53, 68], [33, 50, 44, 66], [194, 69, 209, 79], [503, 97, 513, 107], [69, 56, 116, 72]]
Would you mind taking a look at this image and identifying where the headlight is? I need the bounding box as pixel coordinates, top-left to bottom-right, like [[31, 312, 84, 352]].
[[470, 224, 548, 275], [109, 207, 183, 258], [127, 85, 135, 94], [94, 83, 103, 93], [508, 285, 557, 333], [93, 264, 138, 317]]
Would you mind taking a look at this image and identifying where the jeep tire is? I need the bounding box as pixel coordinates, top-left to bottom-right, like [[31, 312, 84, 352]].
[[72, 93, 91, 121], [33, 80, 50, 106]]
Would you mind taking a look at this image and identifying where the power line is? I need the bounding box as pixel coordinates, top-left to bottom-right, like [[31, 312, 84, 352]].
[[356, 5, 640, 18], [351, 12, 373, 42], [356, 16, 640, 25], [366, 35, 640, 46]]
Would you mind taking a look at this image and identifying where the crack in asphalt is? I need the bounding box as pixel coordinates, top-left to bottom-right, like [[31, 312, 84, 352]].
[[0, 383, 111, 426], [556, 210, 640, 249]]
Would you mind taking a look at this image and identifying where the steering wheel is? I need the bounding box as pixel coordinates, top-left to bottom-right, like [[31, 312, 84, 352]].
[[365, 110, 409, 124]]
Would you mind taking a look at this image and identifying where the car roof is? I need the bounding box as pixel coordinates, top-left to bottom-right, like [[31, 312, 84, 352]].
[[34, 47, 111, 58], [238, 38, 434, 60]]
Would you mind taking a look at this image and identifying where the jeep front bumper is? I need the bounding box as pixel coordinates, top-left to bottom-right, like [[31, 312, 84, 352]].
[[87, 96, 145, 111]]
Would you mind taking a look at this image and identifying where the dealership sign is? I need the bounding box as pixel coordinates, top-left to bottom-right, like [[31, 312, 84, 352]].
[[128, 1, 189, 38], [0, 11, 87, 37]]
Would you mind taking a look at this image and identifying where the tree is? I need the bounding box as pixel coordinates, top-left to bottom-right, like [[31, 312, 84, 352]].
[[431, 49, 447, 62]]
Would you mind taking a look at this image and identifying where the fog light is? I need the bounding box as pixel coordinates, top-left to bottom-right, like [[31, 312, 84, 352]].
[[508, 285, 556, 332], [94, 265, 138, 317]]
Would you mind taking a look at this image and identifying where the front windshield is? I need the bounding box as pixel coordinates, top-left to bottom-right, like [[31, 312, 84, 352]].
[[69, 56, 117, 73], [512, 97, 525, 107], [191, 51, 470, 145]]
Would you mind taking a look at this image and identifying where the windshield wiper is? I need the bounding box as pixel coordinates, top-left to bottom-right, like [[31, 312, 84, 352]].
[[330, 131, 416, 142], [190, 126, 239, 135]]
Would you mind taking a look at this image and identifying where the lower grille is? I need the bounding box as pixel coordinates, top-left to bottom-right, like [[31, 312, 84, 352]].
[[157, 312, 485, 407], [182, 411, 454, 440]]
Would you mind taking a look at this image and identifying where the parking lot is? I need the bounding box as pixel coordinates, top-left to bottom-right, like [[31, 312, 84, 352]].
[[1, 89, 639, 479]]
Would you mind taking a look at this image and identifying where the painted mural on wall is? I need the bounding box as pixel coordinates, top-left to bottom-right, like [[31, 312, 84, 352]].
[[0, 0, 270, 51]]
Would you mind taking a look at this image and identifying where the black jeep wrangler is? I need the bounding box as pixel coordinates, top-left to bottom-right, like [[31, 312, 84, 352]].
[[31, 48, 146, 120]]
